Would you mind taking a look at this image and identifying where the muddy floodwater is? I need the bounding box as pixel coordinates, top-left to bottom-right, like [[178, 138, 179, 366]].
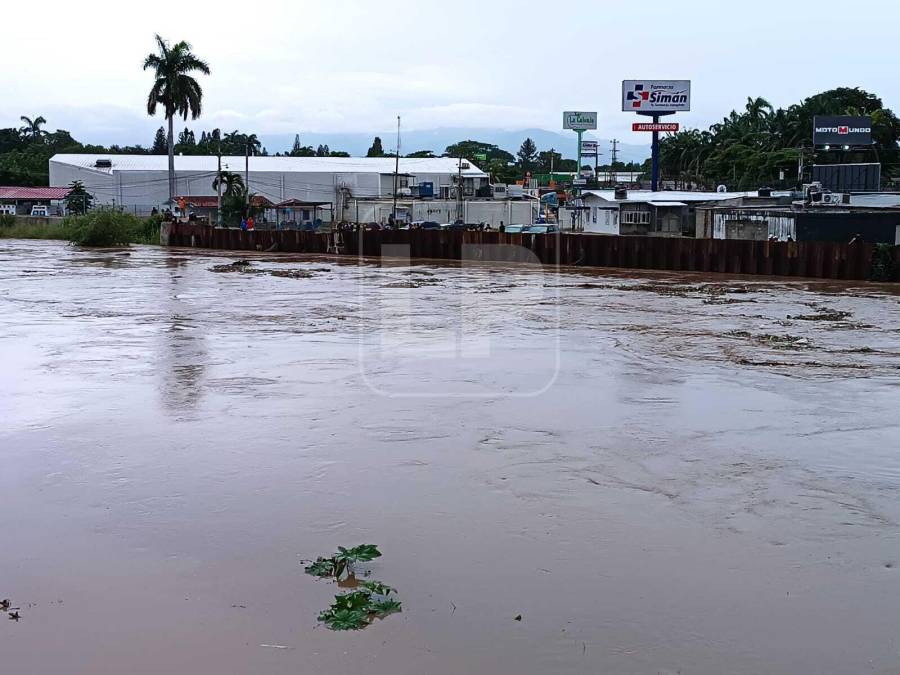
[[3, 239, 900, 675]]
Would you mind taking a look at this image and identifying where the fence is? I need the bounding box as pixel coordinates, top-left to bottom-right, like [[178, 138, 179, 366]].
[[163, 223, 900, 282]]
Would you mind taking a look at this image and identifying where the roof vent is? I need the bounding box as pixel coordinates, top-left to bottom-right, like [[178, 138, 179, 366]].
[[94, 159, 112, 168]]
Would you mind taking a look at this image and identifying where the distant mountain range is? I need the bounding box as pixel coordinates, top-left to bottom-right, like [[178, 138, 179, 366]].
[[258, 127, 650, 163]]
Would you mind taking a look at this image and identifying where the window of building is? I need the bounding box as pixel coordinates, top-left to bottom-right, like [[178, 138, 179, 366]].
[[621, 209, 651, 225]]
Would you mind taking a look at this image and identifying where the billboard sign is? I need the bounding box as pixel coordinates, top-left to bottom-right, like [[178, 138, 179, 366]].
[[622, 80, 691, 112], [580, 140, 598, 155], [813, 116, 873, 146], [563, 111, 598, 131], [633, 122, 680, 132]]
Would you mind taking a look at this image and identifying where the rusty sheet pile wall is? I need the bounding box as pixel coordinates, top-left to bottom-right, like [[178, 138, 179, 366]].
[[165, 223, 900, 281]]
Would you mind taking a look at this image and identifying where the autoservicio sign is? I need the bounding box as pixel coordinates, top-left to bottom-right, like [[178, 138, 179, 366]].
[[622, 80, 691, 113], [813, 116, 873, 146]]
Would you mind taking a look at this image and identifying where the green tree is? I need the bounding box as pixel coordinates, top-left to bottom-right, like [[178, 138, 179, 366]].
[[143, 34, 211, 204], [64, 180, 93, 214], [443, 140, 513, 164], [177, 127, 196, 147], [366, 137, 385, 157], [212, 171, 245, 197], [406, 150, 435, 158], [316, 144, 330, 157], [516, 138, 537, 173], [19, 115, 47, 142], [151, 127, 167, 154]]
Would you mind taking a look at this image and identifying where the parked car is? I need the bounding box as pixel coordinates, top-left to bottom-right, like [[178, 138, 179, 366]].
[[410, 221, 441, 230], [503, 224, 527, 234], [522, 224, 559, 234]]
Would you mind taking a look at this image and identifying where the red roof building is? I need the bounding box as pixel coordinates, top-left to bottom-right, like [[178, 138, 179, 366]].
[[177, 195, 274, 209], [0, 186, 71, 201]]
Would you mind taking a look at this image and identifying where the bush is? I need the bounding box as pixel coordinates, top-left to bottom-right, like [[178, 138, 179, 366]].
[[870, 243, 896, 282], [66, 207, 142, 247], [130, 213, 163, 245], [0, 214, 14, 227]]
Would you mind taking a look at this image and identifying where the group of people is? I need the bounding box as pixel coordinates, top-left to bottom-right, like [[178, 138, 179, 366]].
[[240, 215, 255, 231]]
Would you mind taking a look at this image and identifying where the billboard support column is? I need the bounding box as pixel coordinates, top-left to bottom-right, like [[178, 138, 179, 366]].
[[639, 110, 673, 192], [651, 114, 660, 192], [576, 130, 583, 185]]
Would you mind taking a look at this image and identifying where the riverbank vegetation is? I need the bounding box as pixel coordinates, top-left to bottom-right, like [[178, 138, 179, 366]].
[[0, 208, 161, 246]]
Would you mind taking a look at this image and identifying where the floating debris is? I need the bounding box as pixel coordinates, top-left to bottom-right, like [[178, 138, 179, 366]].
[[789, 309, 852, 322], [303, 545, 402, 631]]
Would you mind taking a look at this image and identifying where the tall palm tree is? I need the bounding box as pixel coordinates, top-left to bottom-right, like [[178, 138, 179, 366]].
[[143, 34, 210, 204], [245, 133, 261, 156], [212, 171, 245, 197], [19, 115, 47, 141]]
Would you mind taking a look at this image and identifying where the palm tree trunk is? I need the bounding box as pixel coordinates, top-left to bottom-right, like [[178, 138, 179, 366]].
[[167, 115, 175, 205]]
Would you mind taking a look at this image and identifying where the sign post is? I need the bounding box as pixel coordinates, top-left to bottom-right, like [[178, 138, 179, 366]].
[[563, 112, 597, 231], [622, 80, 690, 191], [564, 110, 598, 181]]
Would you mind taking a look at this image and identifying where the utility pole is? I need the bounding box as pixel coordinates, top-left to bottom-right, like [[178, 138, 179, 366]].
[[216, 150, 222, 227], [456, 154, 464, 223], [244, 142, 250, 209], [392, 115, 400, 223], [610, 139, 619, 167]]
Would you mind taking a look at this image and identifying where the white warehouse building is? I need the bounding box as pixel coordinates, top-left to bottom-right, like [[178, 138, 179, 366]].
[[48, 154, 489, 220]]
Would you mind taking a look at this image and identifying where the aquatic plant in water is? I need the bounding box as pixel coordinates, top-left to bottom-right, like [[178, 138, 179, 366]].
[[303, 544, 401, 631]]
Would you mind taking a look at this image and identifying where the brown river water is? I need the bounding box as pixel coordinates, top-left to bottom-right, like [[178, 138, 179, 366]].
[[2, 239, 900, 675]]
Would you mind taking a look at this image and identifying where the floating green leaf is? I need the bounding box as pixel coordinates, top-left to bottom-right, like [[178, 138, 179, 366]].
[[335, 544, 382, 564], [318, 607, 370, 631], [304, 558, 336, 578], [369, 598, 402, 616], [358, 580, 394, 596]]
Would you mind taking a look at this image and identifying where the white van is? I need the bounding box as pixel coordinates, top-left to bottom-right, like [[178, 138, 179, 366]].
[[30, 205, 49, 217]]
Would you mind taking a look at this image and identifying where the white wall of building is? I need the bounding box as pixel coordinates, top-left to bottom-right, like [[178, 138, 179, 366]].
[[49, 155, 487, 215], [347, 200, 538, 227], [583, 206, 619, 235]]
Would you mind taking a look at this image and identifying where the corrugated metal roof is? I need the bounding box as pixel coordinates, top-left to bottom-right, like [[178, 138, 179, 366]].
[[50, 154, 487, 177], [849, 193, 900, 208], [583, 189, 756, 203], [0, 186, 71, 200], [176, 195, 273, 208]]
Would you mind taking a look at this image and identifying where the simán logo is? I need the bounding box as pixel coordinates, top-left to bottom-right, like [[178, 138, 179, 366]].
[[626, 83, 689, 110]]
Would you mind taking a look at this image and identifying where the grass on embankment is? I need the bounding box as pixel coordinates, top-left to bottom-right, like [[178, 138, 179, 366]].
[[0, 209, 161, 246]]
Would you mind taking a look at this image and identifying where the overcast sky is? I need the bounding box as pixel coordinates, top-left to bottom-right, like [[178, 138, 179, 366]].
[[3, 0, 898, 147]]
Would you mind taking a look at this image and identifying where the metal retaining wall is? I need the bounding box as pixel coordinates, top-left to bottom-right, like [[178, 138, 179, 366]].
[[166, 223, 900, 281]]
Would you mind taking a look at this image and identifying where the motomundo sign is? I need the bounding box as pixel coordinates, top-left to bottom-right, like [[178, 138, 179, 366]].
[[813, 115, 873, 146], [622, 80, 691, 113]]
